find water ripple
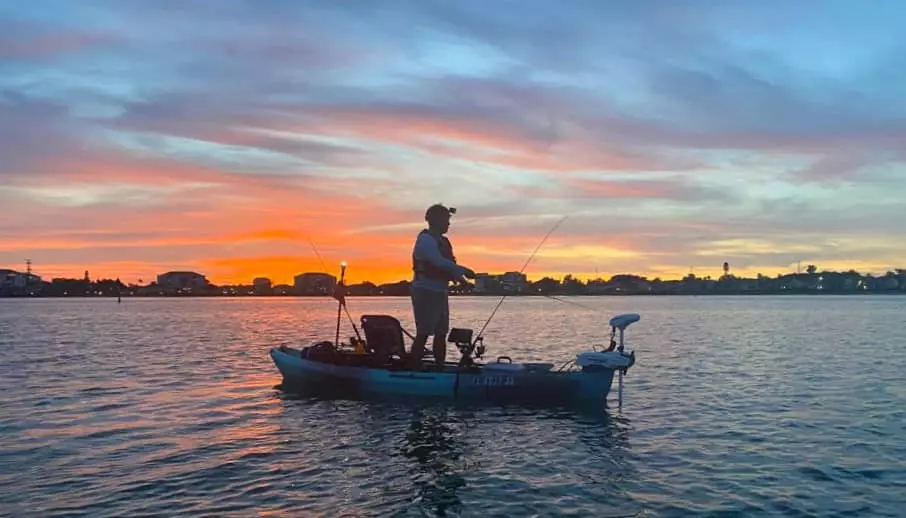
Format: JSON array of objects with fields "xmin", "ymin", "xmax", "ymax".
[{"xmin": 1, "ymin": 296, "xmax": 906, "ymax": 516}]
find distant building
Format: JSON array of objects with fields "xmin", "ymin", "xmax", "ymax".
[
  {"xmin": 498, "ymin": 272, "xmax": 528, "ymax": 293},
  {"xmin": 273, "ymin": 284, "xmax": 293, "ymax": 296},
  {"xmin": 156, "ymin": 271, "xmax": 211, "ymax": 293},
  {"xmin": 474, "ymin": 273, "xmax": 492, "ymax": 293},
  {"xmin": 220, "ymin": 284, "xmax": 253, "ymax": 296},
  {"xmin": 473, "ymin": 272, "xmax": 527, "ymax": 293},
  {"xmin": 253, "ymin": 277, "xmax": 273, "ymax": 295},
  {"xmin": 294, "ymin": 272, "xmax": 337, "ymax": 295},
  {"xmin": 0, "ymin": 269, "xmax": 42, "ymax": 291}
]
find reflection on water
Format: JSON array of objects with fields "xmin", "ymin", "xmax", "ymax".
[
  {"xmin": 402, "ymin": 407, "xmax": 466, "ymax": 516},
  {"xmin": 273, "ymin": 387, "xmax": 640, "ymax": 516},
  {"xmin": 3, "ymin": 296, "xmax": 906, "ymax": 517}
]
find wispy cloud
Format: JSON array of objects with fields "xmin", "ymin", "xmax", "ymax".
[{"xmin": 2, "ymin": 0, "xmax": 905, "ymax": 283}]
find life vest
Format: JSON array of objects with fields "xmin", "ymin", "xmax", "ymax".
[{"xmin": 413, "ymin": 229, "xmax": 458, "ymax": 281}]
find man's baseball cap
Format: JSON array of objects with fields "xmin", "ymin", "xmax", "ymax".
[{"xmin": 425, "ymin": 203, "xmax": 456, "ymax": 222}]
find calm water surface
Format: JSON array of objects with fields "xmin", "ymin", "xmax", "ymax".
[{"xmin": 1, "ymin": 296, "xmax": 905, "ymax": 517}]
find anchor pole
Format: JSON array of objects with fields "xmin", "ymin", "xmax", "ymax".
[
  {"xmin": 309, "ymin": 237, "xmax": 361, "ymax": 341},
  {"xmin": 335, "ymin": 261, "xmax": 346, "ymax": 347}
]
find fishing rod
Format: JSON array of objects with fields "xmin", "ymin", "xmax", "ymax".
[
  {"xmin": 472, "ymin": 215, "xmax": 569, "ymax": 344},
  {"xmin": 308, "ymin": 237, "xmax": 362, "ymax": 343}
]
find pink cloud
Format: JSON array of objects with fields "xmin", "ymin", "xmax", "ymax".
[
  {"xmin": 296, "ymin": 106, "xmax": 676, "ymax": 173},
  {"xmin": 0, "ymin": 17, "xmax": 118, "ymax": 61}
]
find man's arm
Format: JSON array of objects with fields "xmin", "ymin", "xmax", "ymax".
[{"xmin": 415, "ymin": 233, "xmax": 474, "ymax": 278}]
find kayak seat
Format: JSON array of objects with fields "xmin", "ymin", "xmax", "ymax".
[{"xmin": 360, "ymin": 314, "xmax": 408, "ymax": 359}]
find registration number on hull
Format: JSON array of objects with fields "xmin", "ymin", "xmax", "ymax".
[{"xmin": 473, "ymin": 375, "xmax": 515, "ymax": 387}]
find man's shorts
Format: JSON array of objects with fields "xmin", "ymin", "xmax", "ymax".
[{"xmin": 411, "ymin": 286, "xmax": 449, "ymax": 337}]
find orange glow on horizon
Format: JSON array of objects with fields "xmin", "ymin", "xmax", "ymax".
[{"xmin": 22, "ymin": 258, "xmax": 871, "ymax": 288}]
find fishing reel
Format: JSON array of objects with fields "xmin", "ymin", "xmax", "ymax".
[
  {"xmin": 449, "ymin": 327, "xmax": 476, "ymax": 355},
  {"xmin": 449, "ymin": 327, "xmax": 484, "ymax": 366},
  {"xmin": 473, "ymin": 337, "xmax": 486, "ymax": 359}
]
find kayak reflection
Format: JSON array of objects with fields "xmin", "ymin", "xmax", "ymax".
[{"xmin": 401, "ymin": 407, "xmax": 466, "ymax": 517}]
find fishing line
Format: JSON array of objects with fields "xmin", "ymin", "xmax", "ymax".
[
  {"xmin": 541, "ymin": 294, "xmax": 598, "ymax": 312},
  {"xmin": 473, "ymin": 215, "xmax": 569, "ymax": 343},
  {"xmin": 307, "ymin": 236, "xmax": 328, "ymax": 272}
]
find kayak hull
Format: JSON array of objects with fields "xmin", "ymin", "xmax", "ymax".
[{"xmin": 270, "ymin": 346, "xmax": 621, "ymax": 408}]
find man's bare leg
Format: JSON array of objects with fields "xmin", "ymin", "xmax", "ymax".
[{"xmin": 432, "ymin": 334, "xmax": 446, "ymax": 369}]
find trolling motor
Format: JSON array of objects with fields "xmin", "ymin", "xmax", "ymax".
[
  {"xmin": 612, "ymin": 314, "xmax": 638, "ymax": 409},
  {"xmin": 605, "ymin": 314, "xmax": 638, "ymax": 354},
  {"xmin": 576, "ymin": 313, "xmax": 640, "ymax": 409}
]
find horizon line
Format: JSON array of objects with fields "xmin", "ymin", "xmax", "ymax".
[{"xmin": 6, "ymin": 265, "xmax": 905, "ymax": 287}]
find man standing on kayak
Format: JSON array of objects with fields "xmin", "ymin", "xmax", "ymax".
[{"xmin": 410, "ymin": 203, "xmax": 477, "ymax": 370}]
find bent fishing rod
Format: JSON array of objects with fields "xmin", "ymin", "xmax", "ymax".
[{"xmin": 472, "ymin": 215, "xmax": 569, "ymax": 345}]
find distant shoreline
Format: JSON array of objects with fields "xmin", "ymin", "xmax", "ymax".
[
  {"xmin": 4, "ymin": 267, "xmax": 904, "ymax": 298},
  {"xmin": 2, "ymin": 291, "xmax": 904, "ymax": 300}
]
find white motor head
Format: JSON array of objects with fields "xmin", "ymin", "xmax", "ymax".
[{"xmin": 609, "ymin": 313, "xmax": 640, "ymax": 331}]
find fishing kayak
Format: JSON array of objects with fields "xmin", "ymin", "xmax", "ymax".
[{"xmin": 270, "ymin": 312, "xmax": 639, "ymax": 409}]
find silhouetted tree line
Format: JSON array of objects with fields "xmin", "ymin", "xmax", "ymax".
[
  {"xmin": 4, "ymin": 266, "xmax": 905, "ymax": 298},
  {"xmin": 21, "ymin": 276, "xmax": 130, "ymax": 297}
]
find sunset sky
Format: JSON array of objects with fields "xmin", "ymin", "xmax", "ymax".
[{"xmin": 2, "ymin": 1, "xmax": 905, "ymax": 285}]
